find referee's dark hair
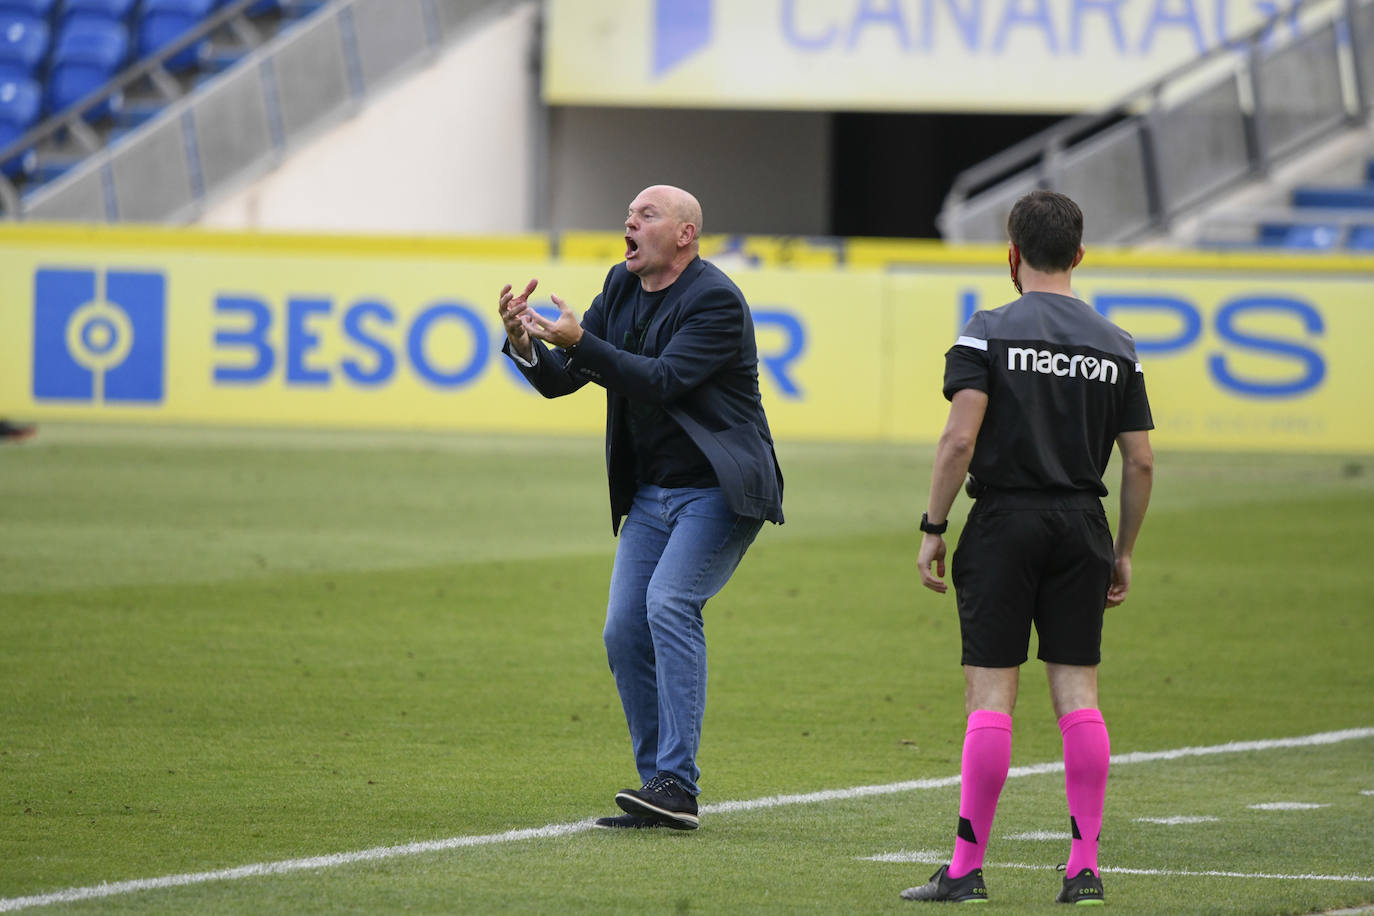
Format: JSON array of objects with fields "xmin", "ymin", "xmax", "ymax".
[{"xmin": 1007, "ymin": 190, "xmax": 1083, "ymax": 273}]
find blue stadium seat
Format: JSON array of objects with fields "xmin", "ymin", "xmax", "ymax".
[
  {"xmin": 59, "ymin": 0, "xmax": 138, "ymax": 28},
  {"xmin": 0, "ymin": 75, "xmax": 41, "ymax": 176},
  {"xmin": 0, "ymin": 13, "xmax": 50, "ymax": 80},
  {"xmin": 1292, "ymin": 187, "xmax": 1374, "ymax": 209},
  {"xmin": 137, "ymin": 0, "xmax": 215, "ymax": 72},
  {"xmin": 1258, "ymin": 223, "xmax": 1340, "ymax": 249},
  {"xmin": 46, "ymin": 17, "xmax": 127, "ymax": 118},
  {"xmin": 0, "ymin": 0, "xmax": 59, "ymax": 20},
  {"xmin": 1347, "ymin": 225, "xmax": 1374, "ymax": 251}
]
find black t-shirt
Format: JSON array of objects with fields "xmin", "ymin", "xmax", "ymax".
[
  {"xmin": 943, "ymin": 292, "xmax": 1154, "ymax": 497},
  {"xmin": 623, "ymin": 284, "xmax": 717, "ymax": 489}
]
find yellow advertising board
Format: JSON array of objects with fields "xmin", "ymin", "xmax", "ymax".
[
  {"xmin": 0, "ymin": 227, "xmax": 608, "ymax": 435},
  {"xmin": 882, "ymin": 258, "xmax": 1374, "ymax": 452},
  {"xmin": 1, "ymin": 224, "xmax": 1371, "ymax": 453},
  {"xmin": 544, "ymin": 0, "xmax": 1299, "ymax": 112}
]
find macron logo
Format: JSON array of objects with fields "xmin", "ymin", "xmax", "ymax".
[{"xmin": 1007, "ymin": 347, "xmax": 1119, "ymax": 384}]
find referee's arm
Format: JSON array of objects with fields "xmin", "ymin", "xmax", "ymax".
[
  {"xmin": 1106, "ymin": 429, "xmax": 1154, "ymax": 607},
  {"xmin": 918, "ymin": 388, "xmax": 989, "ymax": 593}
]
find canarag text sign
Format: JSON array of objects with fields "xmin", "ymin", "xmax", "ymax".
[{"xmin": 544, "ymin": 0, "xmax": 1303, "ymax": 112}]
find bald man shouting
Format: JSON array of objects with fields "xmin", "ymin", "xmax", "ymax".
[{"xmin": 498, "ymin": 185, "xmax": 784, "ymax": 831}]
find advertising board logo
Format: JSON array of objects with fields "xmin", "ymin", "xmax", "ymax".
[
  {"xmin": 32, "ymin": 268, "xmax": 166, "ymax": 404},
  {"xmin": 653, "ymin": 0, "xmax": 712, "ymax": 76},
  {"xmin": 208, "ymin": 293, "xmax": 807, "ymax": 400}
]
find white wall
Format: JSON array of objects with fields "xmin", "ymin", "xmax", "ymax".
[
  {"xmin": 546, "ymin": 107, "xmax": 831, "ymax": 235},
  {"xmin": 197, "ymin": 2, "xmax": 832, "ymax": 237},
  {"xmin": 198, "ymin": 3, "xmax": 539, "ymax": 234}
]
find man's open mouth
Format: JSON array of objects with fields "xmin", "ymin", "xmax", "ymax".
[{"xmin": 625, "ymin": 236, "xmax": 639, "ymax": 259}]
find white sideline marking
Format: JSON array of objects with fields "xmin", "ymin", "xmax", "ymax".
[
  {"xmin": 1135, "ymin": 815, "xmax": 1220, "ymax": 825},
  {"xmin": 2, "ymin": 726, "xmax": 1371, "ymax": 913},
  {"xmin": 1005, "ymin": 831, "xmax": 1072, "ymax": 841},
  {"xmin": 703, "ymin": 726, "xmax": 1374, "ymax": 815},
  {"xmin": 860, "ymin": 849, "xmax": 1374, "ymax": 883},
  {"xmin": 0, "ymin": 822, "xmax": 599, "ymax": 913},
  {"xmin": 1249, "ymin": 802, "xmax": 1330, "ymax": 810},
  {"xmin": 867, "ymin": 848, "xmax": 961, "ymax": 862}
]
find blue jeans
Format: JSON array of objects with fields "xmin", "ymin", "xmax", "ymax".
[{"xmin": 603, "ymin": 485, "xmax": 763, "ymax": 797}]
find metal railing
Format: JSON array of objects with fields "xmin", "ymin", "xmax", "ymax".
[
  {"xmin": 937, "ymin": 0, "xmax": 1374, "ymax": 244},
  {"xmin": 0, "ymin": 0, "xmax": 280, "ymax": 217},
  {"xmin": 1, "ymin": 0, "xmax": 518, "ymax": 221}
]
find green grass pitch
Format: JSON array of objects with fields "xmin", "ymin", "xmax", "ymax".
[{"xmin": 1, "ymin": 424, "xmax": 1372, "ymax": 913}]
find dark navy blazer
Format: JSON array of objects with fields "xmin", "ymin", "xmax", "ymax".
[{"xmin": 505, "ymin": 257, "xmax": 784, "ymax": 534}]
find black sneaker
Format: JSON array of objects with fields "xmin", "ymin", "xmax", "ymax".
[
  {"xmin": 614, "ymin": 773, "xmax": 699, "ymax": 830},
  {"xmin": 899, "ymin": 865, "xmax": 989, "ymax": 902},
  {"xmin": 593, "ymin": 813, "xmax": 662, "ymax": 829},
  {"xmin": 1055, "ymin": 867, "xmax": 1105, "ymax": 905}
]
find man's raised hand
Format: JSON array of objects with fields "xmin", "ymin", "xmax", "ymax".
[
  {"xmin": 523, "ymin": 294, "xmax": 584, "ymax": 351},
  {"xmin": 498, "ymin": 279, "xmax": 538, "ymax": 360}
]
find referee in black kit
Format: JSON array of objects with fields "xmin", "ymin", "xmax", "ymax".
[{"xmin": 901, "ymin": 191, "xmax": 1155, "ymax": 905}]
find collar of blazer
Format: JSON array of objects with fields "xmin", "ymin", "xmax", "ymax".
[{"xmin": 629, "ymin": 256, "xmax": 707, "ymax": 352}]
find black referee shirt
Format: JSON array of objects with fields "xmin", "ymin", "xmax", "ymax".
[{"xmin": 944, "ymin": 292, "xmax": 1154, "ymax": 497}]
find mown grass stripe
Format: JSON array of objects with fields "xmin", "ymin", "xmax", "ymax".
[{"xmin": 3, "ymin": 726, "xmax": 1370, "ymax": 913}]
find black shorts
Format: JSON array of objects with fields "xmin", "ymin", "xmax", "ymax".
[{"xmin": 950, "ymin": 490, "xmax": 1115, "ymax": 668}]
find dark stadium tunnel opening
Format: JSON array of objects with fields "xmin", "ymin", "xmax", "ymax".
[{"xmin": 828, "ymin": 111, "xmax": 1072, "ymax": 240}]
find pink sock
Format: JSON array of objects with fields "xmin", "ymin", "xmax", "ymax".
[
  {"xmin": 948, "ymin": 710, "xmax": 1012, "ymax": 878},
  {"xmin": 1060, "ymin": 707, "xmax": 1110, "ymax": 876}
]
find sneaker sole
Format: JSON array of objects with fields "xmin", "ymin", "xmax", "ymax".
[
  {"xmin": 1056, "ymin": 893, "xmax": 1105, "ymax": 906},
  {"xmin": 614, "ymin": 791, "xmax": 699, "ymax": 830},
  {"xmin": 593, "ymin": 815, "xmax": 661, "ymax": 829}
]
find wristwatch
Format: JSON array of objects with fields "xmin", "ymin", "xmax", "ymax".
[{"xmin": 919, "ymin": 513, "xmax": 948, "ymax": 535}]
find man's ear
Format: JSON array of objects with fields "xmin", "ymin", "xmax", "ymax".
[
  {"xmin": 1071, "ymin": 245, "xmax": 1085, "ymax": 270},
  {"xmin": 679, "ymin": 222, "xmax": 698, "ymax": 248}
]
